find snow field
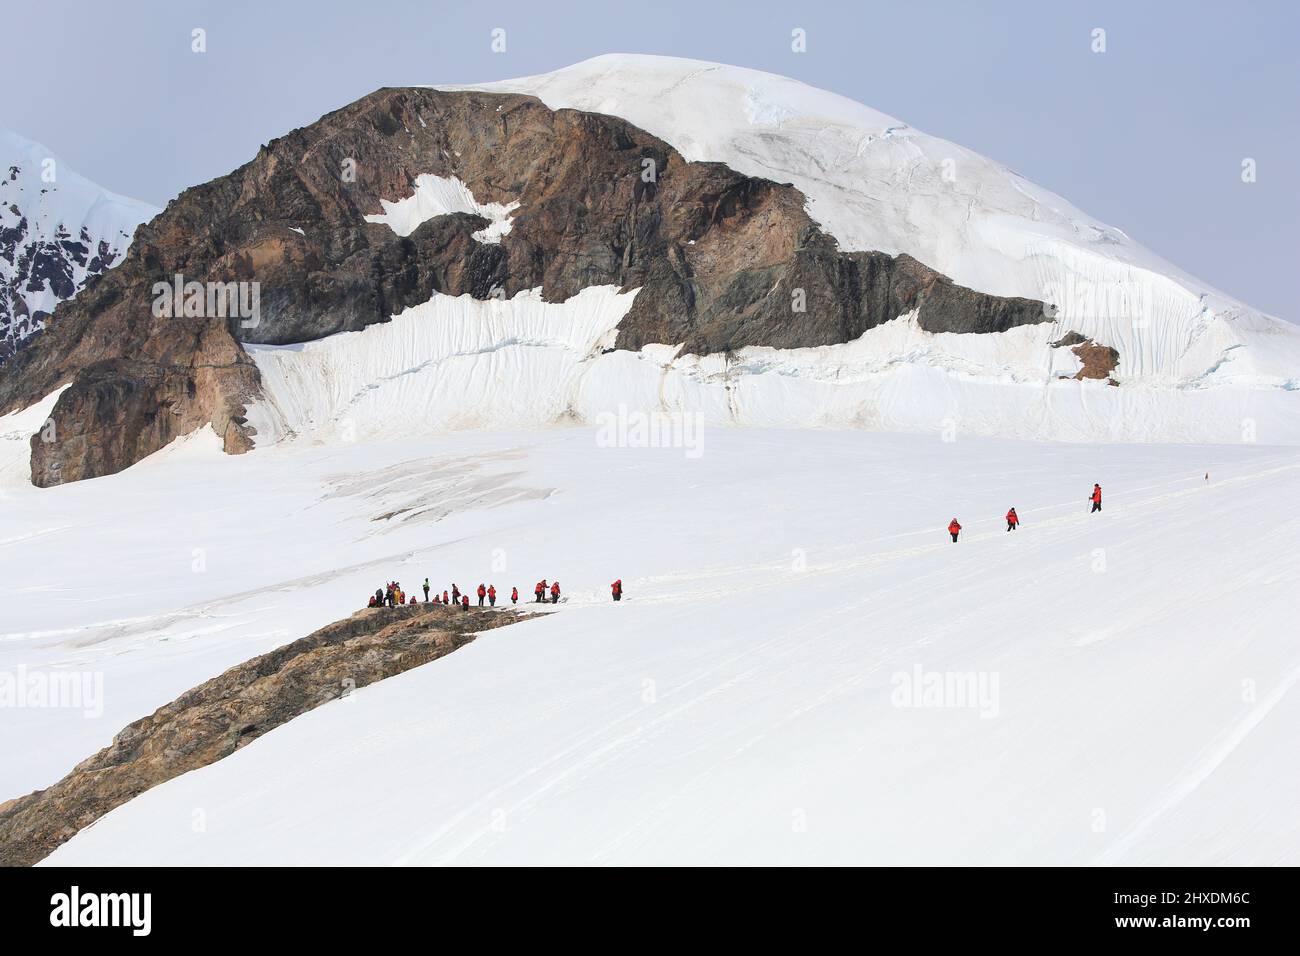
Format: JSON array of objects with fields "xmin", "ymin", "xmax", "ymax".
[{"xmin": 1, "ymin": 410, "xmax": 1295, "ymax": 864}]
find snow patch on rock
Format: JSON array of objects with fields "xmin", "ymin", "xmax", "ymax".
[{"xmin": 363, "ymin": 173, "xmax": 519, "ymax": 242}]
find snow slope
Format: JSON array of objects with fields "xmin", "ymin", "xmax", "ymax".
[
  {"xmin": 0, "ymin": 128, "xmax": 158, "ymax": 357},
  {"xmin": 4, "ymin": 392, "xmax": 1297, "ymax": 864},
  {"xmin": 246, "ymin": 285, "xmax": 634, "ymax": 444},
  {"xmin": 247, "ymin": 290, "xmax": 1300, "ymax": 446},
  {"xmin": 5, "ymin": 57, "xmax": 1299, "ymax": 867},
  {"xmin": 442, "ymin": 55, "xmax": 1300, "ymax": 389}
]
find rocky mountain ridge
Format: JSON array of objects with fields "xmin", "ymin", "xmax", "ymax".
[{"xmin": 0, "ymin": 86, "xmax": 1045, "ymax": 486}]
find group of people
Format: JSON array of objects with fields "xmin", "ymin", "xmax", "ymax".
[
  {"xmin": 371, "ymin": 581, "xmax": 414, "ymax": 607},
  {"xmin": 364, "ymin": 487, "xmax": 1108, "ymax": 608},
  {"xmin": 532, "ymin": 579, "xmax": 562, "ymax": 604},
  {"xmin": 367, "ymin": 579, "xmax": 519, "ymax": 609},
  {"xmin": 947, "ymin": 484, "xmax": 1101, "ymax": 543},
  {"xmin": 367, "ymin": 576, "xmax": 626, "ymax": 610}
]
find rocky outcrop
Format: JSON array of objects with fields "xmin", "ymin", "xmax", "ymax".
[
  {"xmin": 0, "ymin": 602, "xmax": 523, "ymax": 866},
  {"xmin": 1052, "ymin": 331, "xmax": 1120, "ymax": 383},
  {"xmin": 0, "ymin": 87, "xmax": 1046, "ymax": 486}
]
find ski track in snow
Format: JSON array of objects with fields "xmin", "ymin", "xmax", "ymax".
[{"xmin": 1093, "ymin": 660, "xmax": 1300, "ymax": 866}]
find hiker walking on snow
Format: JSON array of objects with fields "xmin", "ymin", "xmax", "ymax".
[
  {"xmin": 1090, "ymin": 484, "xmax": 1102, "ymax": 513},
  {"xmin": 488, "ymin": 585, "xmax": 497, "ymax": 607},
  {"xmin": 611, "ymin": 579, "xmax": 623, "ymax": 602},
  {"xmin": 477, "ymin": 583, "xmax": 486, "ymax": 607},
  {"xmin": 948, "ymin": 518, "xmax": 962, "ymax": 543},
  {"xmin": 550, "ymin": 581, "xmax": 561, "ymax": 604},
  {"xmin": 511, "ymin": 586, "xmax": 518, "ymax": 605},
  {"xmin": 535, "ymin": 580, "xmax": 546, "ymax": 603},
  {"xmin": 1006, "ymin": 508, "xmax": 1019, "ymax": 532}
]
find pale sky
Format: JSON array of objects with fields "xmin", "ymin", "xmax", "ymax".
[{"xmin": 4, "ymin": 0, "xmax": 1294, "ymax": 318}]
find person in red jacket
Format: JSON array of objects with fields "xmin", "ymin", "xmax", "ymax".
[
  {"xmin": 477, "ymin": 583, "xmax": 486, "ymax": 607},
  {"xmin": 451, "ymin": 584, "xmax": 460, "ymax": 604},
  {"xmin": 1090, "ymin": 484, "xmax": 1102, "ymax": 513},
  {"xmin": 1006, "ymin": 507, "xmax": 1019, "ymax": 532},
  {"xmin": 550, "ymin": 581, "xmax": 561, "ymax": 604},
  {"xmin": 461, "ymin": 594, "xmax": 469, "ymax": 610},
  {"xmin": 611, "ymin": 579, "xmax": 622, "ymax": 602},
  {"xmin": 511, "ymin": 586, "xmax": 518, "ymax": 605},
  {"xmin": 948, "ymin": 518, "xmax": 962, "ymax": 542},
  {"xmin": 488, "ymin": 584, "xmax": 497, "ymax": 607},
  {"xmin": 535, "ymin": 580, "xmax": 546, "ymax": 603},
  {"xmin": 442, "ymin": 590, "xmax": 449, "ymax": 605}
]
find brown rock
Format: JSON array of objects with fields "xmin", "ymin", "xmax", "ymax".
[
  {"xmin": 0, "ymin": 602, "xmax": 524, "ymax": 866},
  {"xmin": 1052, "ymin": 331, "xmax": 1121, "ymax": 382},
  {"xmin": 0, "ymin": 88, "xmax": 1047, "ymax": 485}
]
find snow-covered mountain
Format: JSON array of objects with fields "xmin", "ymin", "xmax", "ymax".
[
  {"xmin": 248, "ymin": 56, "xmax": 1300, "ymax": 449},
  {"xmin": 4, "ymin": 55, "xmax": 1299, "ymax": 487},
  {"xmin": 0, "ymin": 129, "xmax": 158, "ymax": 362},
  {"xmin": 464, "ymin": 55, "xmax": 1298, "ymax": 388},
  {"xmin": 3, "ymin": 56, "xmax": 1299, "ymax": 867}
]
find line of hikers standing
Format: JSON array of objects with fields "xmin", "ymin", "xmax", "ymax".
[
  {"xmin": 948, "ymin": 484, "xmax": 1101, "ymax": 542},
  {"xmin": 367, "ymin": 577, "xmax": 626, "ymax": 609}
]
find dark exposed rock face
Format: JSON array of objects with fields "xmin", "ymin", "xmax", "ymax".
[
  {"xmin": 0, "ymin": 87, "xmax": 1046, "ymax": 486},
  {"xmin": 0, "ymin": 602, "xmax": 523, "ymax": 866}
]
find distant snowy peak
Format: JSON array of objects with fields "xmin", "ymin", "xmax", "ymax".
[
  {"xmin": 455, "ymin": 54, "xmax": 1300, "ymax": 388},
  {"xmin": 0, "ymin": 128, "xmax": 158, "ymax": 362}
]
